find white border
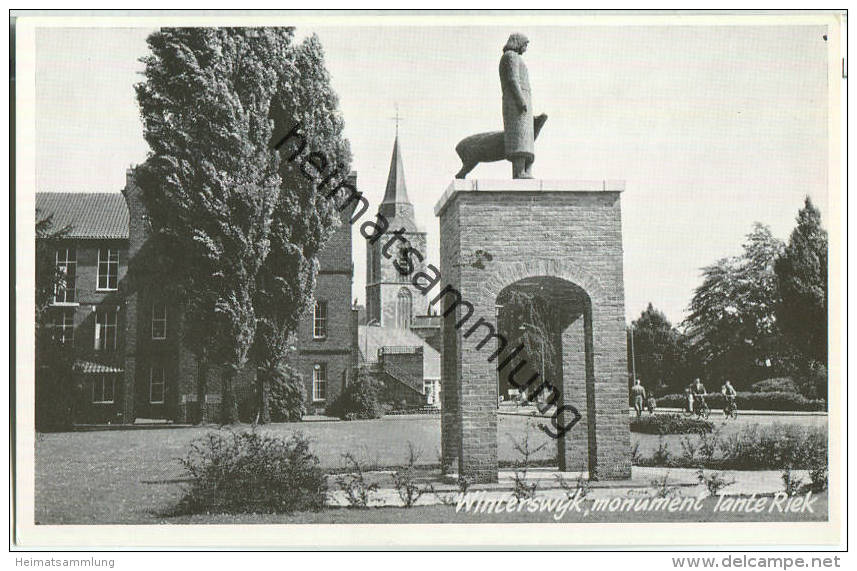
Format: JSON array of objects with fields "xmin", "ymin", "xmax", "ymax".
[{"xmin": 12, "ymin": 10, "xmax": 846, "ymax": 549}]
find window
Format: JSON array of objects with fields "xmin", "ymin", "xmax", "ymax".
[
  {"xmin": 396, "ymin": 288, "xmax": 412, "ymax": 329},
  {"xmin": 54, "ymin": 308, "xmax": 74, "ymax": 346},
  {"xmin": 150, "ymin": 367, "xmax": 165, "ymax": 404},
  {"xmin": 92, "ymin": 375, "xmax": 115, "ymax": 403},
  {"xmin": 94, "ymin": 308, "xmax": 118, "ymax": 352},
  {"xmin": 151, "ymin": 303, "xmax": 167, "ymax": 340},
  {"xmin": 97, "ymin": 247, "xmax": 119, "ymax": 291},
  {"xmin": 313, "ymin": 301, "xmax": 327, "ymax": 339},
  {"xmin": 424, "ymin": 381, "xmax": 435, "ymax": 404},
  {"xmin": 312, "ymin": 363, "xmax": 327, "ymax": 401},
  {"xmin": 396, "ymin": 244, "xmax": 411, "ymax": 282},
  {"xmin": 54, "ymin": 247, "xmax": 76, "ymax": 303}
]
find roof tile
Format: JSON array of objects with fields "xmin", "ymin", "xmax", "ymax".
[{"xmin": 36, "ymin": 193, "xmax": 129, "ymax": 240}]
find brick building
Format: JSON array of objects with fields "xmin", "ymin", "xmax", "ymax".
[
  {"xmin": 362, "ymin": 134, "xmax": 441, "ymax": 407},
  {"xmin": 365, "ymin": 133, "xmax": 428, "ymax": 328},
  {"xmin": 36, "ymin": 169, "xmax": 358, "ymax": 424}
]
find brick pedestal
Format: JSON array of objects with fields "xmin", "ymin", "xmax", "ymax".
[{"xmin": 435, "ymin": 179, "xmax": 632, "ymax": 483}]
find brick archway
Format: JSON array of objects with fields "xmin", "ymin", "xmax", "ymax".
[
  {"xmin": 480, "ymin": 259, "xmax": 609, "ymax": 306},
  {"xmin": 435, "ymin": 179, "xmax": 632, "ymax": 483},
  {"xmin": 494, "ymin": 274, "xmax": 598, "ymax": 474}
]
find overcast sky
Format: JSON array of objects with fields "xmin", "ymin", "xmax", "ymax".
[{"xmin": 35, "ymin": 22, "xmax": 832, "ymax": 325}]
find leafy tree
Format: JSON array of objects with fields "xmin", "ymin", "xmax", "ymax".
[
  {"xmin": 774, "ymin": 197, "xmax": 828, "ymax": 375},
  {"xmin": 627, "ymin": 303, "xmax": 690, "ymax": 395},
  {"xmin": 35, "ymin": 210, "xmax": 69, "ymax": 324},
  {"xmin": 500, "ymin": 289, "xmax": 559, "ymax": 402},
  {"xmin": 684, "ymin": 223, "xmax": 785, "ymax": 388},
  {"xmin": 251, "ymin": 33, "xmax": 352, "ymax": 422},
  {"xmin": 135, "ymin": 28, "xmax": 284, "ymax": 423},
  {"xmin": 35, "ymin": 210, "xmax": 75, "ymax": 431},
  {"xmin": 135, "ymin": 28, "xmax": 352, "ymax": 424}
]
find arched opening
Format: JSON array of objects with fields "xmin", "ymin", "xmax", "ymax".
[
  {"xmin": 395, "ymin": 287, "xmax": 413, "ymax": 329},
  {"xmin": 496, "ymin": 276, "xmax": 597, "ymax": 473}
]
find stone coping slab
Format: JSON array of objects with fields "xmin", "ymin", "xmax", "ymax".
[{"xmin": 434, "ymin": 178, "xmax": 626, "ymax": 216}]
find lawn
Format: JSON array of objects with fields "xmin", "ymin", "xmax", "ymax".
[{"xmin": 34, "ymin": 413, "xmax": 828, "ymax": 524}]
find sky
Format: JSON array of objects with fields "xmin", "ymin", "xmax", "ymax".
[{"xmin": 34, "ymin": 21, "xmax": 832, "ymax": 325}]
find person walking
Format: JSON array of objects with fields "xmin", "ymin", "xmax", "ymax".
[{"xmin": 631, "ymin": 378, "xmax": 647, "ymax": 418}]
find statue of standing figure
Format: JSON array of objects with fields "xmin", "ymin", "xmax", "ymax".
[{"xmin": 499, "ymin": 33, "xmax": 534, "ymax": 179}]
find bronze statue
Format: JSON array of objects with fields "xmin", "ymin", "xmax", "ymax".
[
  {"xmin": 454, "ymin": 113, "xmax": 547, "ymax": 179},
  {"xmin": 454, "ymin": 34, "xmax": 545, "ymax": 179},
  {"xmin": 500, "ymin": 33, "xmax": 534, "ymax": 178}
]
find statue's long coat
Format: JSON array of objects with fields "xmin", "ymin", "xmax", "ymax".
[{"xmin": 499, "ymin": 50, "xmax": 534, "ymax": 160}]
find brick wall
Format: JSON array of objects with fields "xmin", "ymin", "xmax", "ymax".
[{"xmin": 437, "ymin": 182, "xmax": 632, "ymax": 482}]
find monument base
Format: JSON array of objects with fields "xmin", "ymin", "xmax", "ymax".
[{"xmin": 436, "ymin": 179, "xmax": 632, "ymax": 483}]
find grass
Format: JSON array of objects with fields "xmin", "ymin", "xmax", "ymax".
[{"xmin": 34, "ymin": 413, "xmax": 828, "ymax": 524}]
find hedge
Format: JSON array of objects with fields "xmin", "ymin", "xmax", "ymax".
[
  {"xmin": 635, "ymin": 422, "xmax": 827, "ymax": 471},
  {"xmin": 750, "ymin": 377, "xmax": 798, "ymax": 393},
  {"xmin": 654, "ymin": 391, "xmax": 826, "ymax": 412},
  {"xmin": 630, "ymin": 414, "xmax": 713, "ymax": 435}
]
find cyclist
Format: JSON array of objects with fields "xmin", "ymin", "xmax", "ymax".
[
  {"xmin": 691, "ymin": 378, "xmax": 708, "ymax": 417},
  {"xmin": 721, "ymin": 379, "xmax": 737, "ymax": 417},
  {"xmin": 630, "ymin": 379, "xmax": 647, "ymax": 418}
]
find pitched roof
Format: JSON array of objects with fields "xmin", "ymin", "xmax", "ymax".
[
  {"xmin": 36, "ymin": 193, "xmax": 129, "ymax": 240},
  {"xmin": 358, "ymin": 325, "xmax": 440, "ymax": 379},
  {"xmin": 380, "ymin": 134, "xmax": 411, "ymax": 206}
]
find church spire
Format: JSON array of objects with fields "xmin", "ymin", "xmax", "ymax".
[{"xmin": 381, "ymin": 133, "xmax": 410, "ymax": 206}]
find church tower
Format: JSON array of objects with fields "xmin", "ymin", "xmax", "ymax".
[{"xmin": 366, "ymin": 133, "xmax": 427, "ymax": 328}]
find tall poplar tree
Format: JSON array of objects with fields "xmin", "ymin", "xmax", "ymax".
[
  {"xmin": 252, "ymin": 33, "xmax": 352, "ymax": 422},
  {"xmin": 135, "ymin": 28, "xmax": 282, "ymax": 423}
]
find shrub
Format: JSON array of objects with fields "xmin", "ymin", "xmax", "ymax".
[
  {"xmin": 679, "ymin": 435, "xmax": 699, "ymax": 465},
  {"xmin": 781, "ymin": 468, "xmax": 803, "ymax": 496},
  {"xmin": 652, "ymin": 435, "xmax": 671, "ymax": 466},
  {"xmin": 268, "ymin": 363, "xmax": 306, "ymax": 422},
  {"xmin": 650, "ymin": 471, "xmax": 679, "ymax": 499},
  {"xmin": 326, "ymin": 374, "xmax": 384, "ymax": 420},
  {"xmin": 697, "ymin": 469, "xmax": 735, "ymax": 497},
  {"xmin": 750, "ymin": 377, "xmax": 797, "ymax": 393},
  {"xmin": 636, "ymin": 423, "xmax": 828, "ymax": 472},
  {"xmin": 718, "ymin": 423, "xmax": 827, "ymax": 470},
  {"xmin": 631, "ymin": 414, "xmax": 713, "ymax": 435},
  {"xmin": 655, "ymin": 391, "xmax": 825, "ymax": 412},
  {"xmin": 808, "ymin": 465, "xmax": 828, "ymax": 492},
  {"xmin": 795, "ymin": 361, "xmax": 827, "ymax": 400},
  {"xmin": 555, "ymin": 473, "xmax": 591, "ymax": 500},
  {"xmin": 509, "ymin": 421, "xmax": 546, "ymax": 499},
  {"xmin": 176, "ymin": 428, "xmax": 326, "ymax": 514},
  {"xmin": 335, "ymin": 452, "xmax": 379, "ymax": 508},
  {"xmin": 391, "ymin": 443, "xmax": 425, "ymax": 508}
]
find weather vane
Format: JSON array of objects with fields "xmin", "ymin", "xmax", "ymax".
[{"xmin": 390, "ymin": 104, "xmax": 403, "ymax": 135}]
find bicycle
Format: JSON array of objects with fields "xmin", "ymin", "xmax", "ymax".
[{"xmin": 693, "ymin": 397, "xmax": 711, "ymax": 420}]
